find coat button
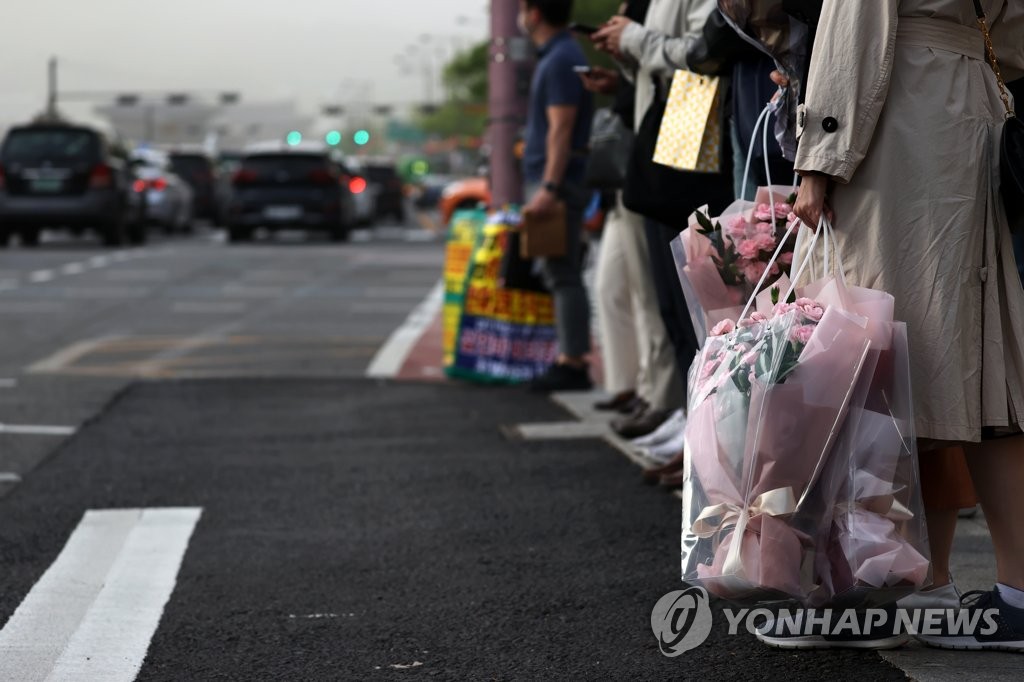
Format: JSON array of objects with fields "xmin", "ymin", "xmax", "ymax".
[{"xmin": 822, "ymin": 117, "xmax": 839, "ymax": 133}]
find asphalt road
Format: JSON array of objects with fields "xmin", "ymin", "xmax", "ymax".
[
  {"xmin": 0, "ymin": 223, "xmax": 911, "ymax": 679},
  {"xmin": 0, "ymin": 224, "xmax": 443, "ymax": 497}
]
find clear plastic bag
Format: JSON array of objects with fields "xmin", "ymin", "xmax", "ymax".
[{"xmin": 681, "ymin": 217, "xmax": 930, "ymax": 606}]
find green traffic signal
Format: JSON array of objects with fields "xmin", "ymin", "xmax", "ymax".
[
  {"xmin": 286, "ymin": 131, "xmax": 303, "ymax": 146},
  {"xmin": 353, "ymin": 130, "xmax": 371, "ymax": 146},
  {"xmin": 325, "ymin": 130, "xmax": 342, "ymax": 146}
]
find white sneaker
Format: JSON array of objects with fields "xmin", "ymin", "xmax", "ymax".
[
  {"xmin": 629, "ymin": 409, "xmax": 686, "ymax": 448},
  {"xmin": 640, "ymin": 427, "xmax": 688, "ymax": 464},
  {"xmin": 898, "ymin": 581, "xmax": 962, "ymax": 610}
]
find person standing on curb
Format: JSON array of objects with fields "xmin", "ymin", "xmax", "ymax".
[{"xmin": 518, "ymin": 0, "xmax": 596, "ymax": 393}]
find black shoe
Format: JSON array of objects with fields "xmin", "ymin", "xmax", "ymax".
[
  {"xmin": 528, "ymin": 363, "xmax": 593, "ymax": 393},
  {"xmin": 611, "ymin": 407, "xmax": 672, "ymax": 439},
  {"xmin": 593, "ymin": 390, "xmax": 637, "ymax": 412},
  {"xmin": 917, "ymin": 587, "xmax": 1024, "ymax": 652}
]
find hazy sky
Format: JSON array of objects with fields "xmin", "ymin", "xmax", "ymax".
[{"xmin": 0, "ymin": 0, "xmax": 489, "ymax": 123}]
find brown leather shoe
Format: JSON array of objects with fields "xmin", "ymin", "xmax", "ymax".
[
  {"xmin": 611, "ymin": 406, "xmax": 671, "ymax": 440},
  {"xmin": 641, "ymin": 451, "xmax": 686, "ymax": 485},
  {"xmin": 593, "ymin": 390, "xmax": 637, "ymax": 412}
]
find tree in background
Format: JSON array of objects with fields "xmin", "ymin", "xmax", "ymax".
[{"xmin": 419, "ymin": 0, "xmax": 623, "ymax": 138}]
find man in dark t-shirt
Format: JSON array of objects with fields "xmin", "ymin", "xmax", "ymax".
[{"xmin": 519, "ymin": 0, "xmax": 595, "ymax": 392}]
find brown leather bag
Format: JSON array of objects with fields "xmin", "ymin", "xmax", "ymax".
[{"xmin": 520, "ymin": 203, "xmax": 568, "ymax": 259}]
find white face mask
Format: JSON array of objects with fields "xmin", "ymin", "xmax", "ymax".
[{"xmin": 517, "ymin": 10, "xmax": 531, "ymax": 36}]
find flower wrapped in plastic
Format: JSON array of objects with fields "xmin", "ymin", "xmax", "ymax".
[
  {"xmin": 682, "ymin": 215, "xmax": 940, "ymax": 605},
  {"xmin": 682, "ymin": 294, "xmax": 874, "ymax": 603},
  {"xmin": 673, "ymin": 186, "xmax": 798, "ymax": 344},
  {"xmin": 808, "ymin": 322, "xmax": 930, "ymax": 608}
]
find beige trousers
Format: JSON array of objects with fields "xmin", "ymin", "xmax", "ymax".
[{"xmin": 594, "ymin": 193, "xmax": 684, "ymax": 410}]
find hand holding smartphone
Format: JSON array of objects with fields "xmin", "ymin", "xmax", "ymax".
[{"xmin": 569, "ymin": 22, "xmax": 599, "ymax": 36}]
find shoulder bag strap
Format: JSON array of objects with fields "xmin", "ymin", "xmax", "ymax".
[{"xmin": 972, "ymin": 0, "xmax": 1017, "ymax": 118}]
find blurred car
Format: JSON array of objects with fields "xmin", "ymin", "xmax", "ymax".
[
  {"xmin": 439, "ymin": 176, "xmax": 490, "ymax": 226},
  {"xmin": 226, "ymin": 143, "xmax": 357, "ymax": 243},
  {"xmin": 130, "ymin": 149, "xmax": 194, "ymax": 234},
  {"xmin": 411, "ymin": 173, "xmax": 456, "ymax": 211},
  {"xmin": 0, "ymin": 121, "xmax": 143, "ymax": 247},
  {"xmin": 169, "ymin": 150, "xmax": 219, "ymax": 222},
  {"xmin": 213, "ymin": 150, "xmax": 243, "ymax": 227},
  {"xmin": 339, "ymin": 158, "xmax": 376, "ymax": 227},
  {"xmin": 364, "ymin": 160, "xmax": 406, "ymax": 223}
]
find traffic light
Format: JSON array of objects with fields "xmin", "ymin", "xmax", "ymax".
[
  {"xmin": 325, "ymin": 130, "xmax": 342, "ymax": 146},
  {"xmin": 353, "ymin": 130, "xmax": 371, "ymax": 146},
  {"xmin": 286, "ymin": 131, "xmax": 303, "ymax": 146},
  {"xmin": 411, "ymin": 160, "xmax": 429, "ymax": 176}
]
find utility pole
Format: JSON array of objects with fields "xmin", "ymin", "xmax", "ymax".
[
  {"xmin": 47, "ymin": 56, "xmax": 58, "ymax": 118},
  {"xmin": 487, "ymin": 1, "xmax": 530, "ymax": 207}
]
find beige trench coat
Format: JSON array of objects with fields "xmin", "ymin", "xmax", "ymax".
[{"xmin": 795, "ymin": 0, "xmax": 1024, "ymax": 442}]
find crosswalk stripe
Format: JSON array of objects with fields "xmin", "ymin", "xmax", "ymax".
[{"xmin": 0, "ymin": 508, "xmax": 202, "ymax": 681}]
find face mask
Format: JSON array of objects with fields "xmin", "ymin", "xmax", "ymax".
[{"xmin": 517, "ymin": 10, "xmax": 531, "ymax": 35}]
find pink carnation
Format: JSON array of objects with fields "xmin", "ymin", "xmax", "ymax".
[
  {"xmin": 737, "ymin": 239, "xmax": 761, "ymax": 259},
  {"xmin": 737, "ymin": 317, "xmax": 757, "ymax": 329},
  {"xmin": 740, "ymin": 349, "xmax": 761, "ymax": 366},
  {"xmin": 699, "ymin": 359, "xmax": 721, "ymax": 380},
  {"xmin": 750, "ymin": 311, "xmax": 769, "ymax": 323},
  {"xmin": 790, "ymin": 324, "xmax": 817, "ymax": 345},
  {"xmin": 741, "ymin": 260, "xmax": 768, "ymax": 282},
  {"xmin": 754, "ymin": 204, "xmax": 773, "ymax": 221},
  {"xmin": 775, "ymin": 203, "xmax": 793, "ymax": 218},
  {"xmin": 773, "ymin": 302, "xmax": 796, "ymax": 317},
  {"xmin": 779, "ymin": 252, "xmax": 795, "ymax": 265},
  {"xmin": 755, "ymin": 221, "xmax": 775, "ymax": 235},
  {"xmin": 710, "ymin": 319, "xmax": 736, "ymax": 336},
  {"xmin": 754, "ymin": 233, "xmax": 777, "ymax": 252}
]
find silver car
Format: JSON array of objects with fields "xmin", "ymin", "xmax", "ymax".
[{"xmin": 130, "ymin": 149, "xmax": 194, "ymax": 234}]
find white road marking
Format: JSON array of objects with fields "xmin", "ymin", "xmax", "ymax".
[
  {"xmin": 0, "ymin": 508, "xmax": 202, "ymax": 681},
  {"xmin": 0, "ymin": 472, "xmax": 23, "ymax": 483},
  {"xmin": 28, "ymin": 270, "xmax": 55, "ymax": 283},
  {"xmin": 0, "ymin": 378, "xmax": 17, "ymax": 388},
  {"xmin": 28, "ymin": 335, "xmax": 124, "ymax": 374},
  {"xmin": 88, "ymin": 255, "xmax": 111, "ymax": 268},
  {"xmin": 365, "ymin": 279, "xmax": 443, "ymax": 378},
  {"xmin": 172, "ymin": 301, "xmax": 249, "ymax": 314},
  {"xmin": 0, "ymin": 424, "xmax": 77, "ymax": 436},
  {"xmin": 0, "ymin": 301, "xmax": 66, "ymax": 314},
  {"xmin": 61, "ymin": 263, "xmax": 86, "ymax": 276}
]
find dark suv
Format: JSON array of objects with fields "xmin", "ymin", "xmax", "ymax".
[
  {"xmin": 0, "ymin": 123, "xmax": 140, "ymax": 246},
  {"xmin": 365, "ymin": 161, "xmax": 405, "ymax": 223},
  {"xmin": 169, "ymin": 151, "xmax": 218, "ymax": 222},
  {"xmin": 227, "ymin": 147, "xmax": 356, "ymax": 243}
]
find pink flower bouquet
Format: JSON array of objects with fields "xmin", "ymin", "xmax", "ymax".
[{"xmin": 673, "ymin": 189, "xmax": 798, "ymax": 344}]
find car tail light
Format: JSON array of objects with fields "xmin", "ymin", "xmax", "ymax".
[
  {"xmin": 308, "ymin": 168, "xmax": 335, "ymax": 185},
  {"xmin": 150, "ymin": 177, "xmax": 168, "ymax": 191},
  {"xmin": 132, "ymin": 179, "xmax": 147, "ymax": 193},
  {"xmin": 232, "ymin": 168, "xmax": 258, "ymax": 185},
  {"xmin": 89, "ymin": 164, "xmax": 113, "ymax": 189},
  {"xmin": 349, "ymin": 177, "xmax": 368, "ymax": 194}
]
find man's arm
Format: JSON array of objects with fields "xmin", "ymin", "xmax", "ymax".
[
  {"xmin": 543, "ymin": 104, "xmax": 578, "ymax": 190},
  {"xmin": 524, "ymin": 104, "xmax": 578, "ymax": 217}
]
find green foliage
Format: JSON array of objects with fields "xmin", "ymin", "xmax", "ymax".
[{"xmin": 419, "ymin": 0, "xmax": 624, "ymax": 137}]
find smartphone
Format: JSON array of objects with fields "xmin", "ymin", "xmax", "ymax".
[
  {"xmin": 569, "ymin": 22, "xmax": 599, "ymax": 35},
  {"xmin": 573, "ymin": 65, "xmax": 593, "ymax": 75}
]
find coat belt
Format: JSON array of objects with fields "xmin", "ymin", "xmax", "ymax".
[{"xmin": 896, "ymin": 17, "xmax": 985, "ymax": 61}]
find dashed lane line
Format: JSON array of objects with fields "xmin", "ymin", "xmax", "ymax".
[
  {"xmin": 0, "ymin": 423, "xmax": 78, "ymax": 436},
  {"xmin": 0, "ymin": 508, "xmax": 202, "ymax": 681},
  {"xmin": 0, "ymin": 248, "xmax": 171, "ymax": 294}
]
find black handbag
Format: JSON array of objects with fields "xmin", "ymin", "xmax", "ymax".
[
  {"xmin": 622, "ymin": 79, "xmax": 734, "ymax": 231},
  {"xmin": 974, "ymin": 0, "xmax": 1024, "ymax": 232},
  {"xmin": 585, "ymin": 108, "xmax": 634, "ymax": 190},
  {"xmin": 686, "ymin": 9, "xmax": 763, "ymax": 76}
]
